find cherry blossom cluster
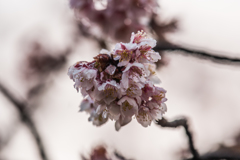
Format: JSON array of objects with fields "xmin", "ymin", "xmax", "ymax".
[
  {"xmin": 68, "ymin": 31, "xmax": 167, "ymax": 130},
  {"xmin": 70, "ymin": 0, "xmax": 158, "ymax": 41}
]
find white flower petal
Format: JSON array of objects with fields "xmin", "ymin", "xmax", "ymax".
[
  {"xmin": 160, "ymin": 103, "xmax": 167, "ymax": 112},
  {"xmin": 136, "ymin": 107, "xmax": 152, "ymax": 127},
  {"xmin": 114, "ymin": 43, "xmax": 121, "ymax": 50},
  {"xmin": 123, "ymin": 43, "xmax": 137, "ymax": 50},
  {"xmin": 108, "ymin": 103, "xmax": 121, "ymax": 120},
  {"xmin": 96, "ymin": 105, "xmax": 106, "ymax": 114},
  {"xmin": 123, "ymin": 62, "xmax": 145, "ymax": 73},
  {"xmin": 118, "ymin": 96, "xmax": 138, "ymax": 117},
  {"xmin": 79, "ymin": 98, "xmax": 91, "ymax": 111},
  {"xmin": 139, "ymin": 38, "xmax": 157, "ymax": 48},
  {"xmin": 105, "ymin": 65, "xmax": 116, "ymax": 75},
  {"xmin": 121, "ymin": 72, "xmax": 129, "ymax": 89},
  {"xmin": 113, "ymin": 55, "xmax": 121, "ymax": 61},
  {"xmin": 117, "ymin": 60, "xmax": 129, "ymax": 67},
  {"xmin": 115, "ymin": 120, "xmax": 121, "ymax": 131},
  {"xmin": 148, "ymin": 51, "xmax": 161, "ymax": 62},
  {"xmin": 100, "ymin": 49, "xmax": 111, "ymax": 54},
  {"xmin": 115, "ymin": 115, "xmax": 132, "ymax": 131},
  {"xmin": 97, "ymin": 81, "xmax": 121, "ymax": 105},
  {"xmin": 135, "ymin": 96, "xmax": 142, "ymax": 106},
  {"xmin": 130, "ymin": 32, "xmax": 136, "ymax": 43},
  {"xmin": 92, "ymin": 114, "xmax": 108, "ymax": 126},
  {"xmin": 149, "ymin": 75, "xmax": 161, "ymax": 84}
]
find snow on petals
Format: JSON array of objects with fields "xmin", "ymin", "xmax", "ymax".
[{"xmin": 67, "ymin": 31, "xmax": 167, "ymax": 130}]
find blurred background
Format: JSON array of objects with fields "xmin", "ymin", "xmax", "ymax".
[{"xmin": 1, "ymin": 0, "xmax": 240, "ymax": 160}]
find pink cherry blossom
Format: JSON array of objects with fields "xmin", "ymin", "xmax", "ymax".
[
  {"xmin": 68, "ymin": 31, "xmax": 167, "ymax": 130},
  {"xmin": 94, "ymin": 80, "xmax": 122, "ymax": 105},
  {"xmin": 113, "ymin": 43, "xmax": 137, "ymax": 66},
  {"xmin": 104, "ymin": 64, "xmax": 116, "ymax": 75}
]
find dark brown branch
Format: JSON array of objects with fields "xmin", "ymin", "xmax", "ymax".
[
  {"xmin": 149, "ymin": 15, "xmax": 240, "ymax": 66},
  {"xmin": 186, "ymin": 156, "xmax": 240, "ymax": 160},
  {"xmin": 154, "ymin": 43, "xmax": 240, "ymax": 66},
  {"xmin": 0, "ymin": 82, "xmax": 48, "ymax": 160},
  {"xmin": 114, "ymin": 151, "xmax": 134, "ymax": 160},
  {"xmin": 156, "ymin": 117, "xmax": 199, "ymax": 160}
]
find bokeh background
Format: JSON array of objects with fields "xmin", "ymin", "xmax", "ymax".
[{"xmin": 1, "ymin": 0, "xmax": 240, "ymax": 160}]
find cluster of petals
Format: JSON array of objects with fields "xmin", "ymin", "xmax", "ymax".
[
  {"xmin": 69, "ymin": 0, "xmax": 158, "ymax": 41},
  {"xmin": 68, "ymin": 31, "xmax": 167, "ymax": 130}
]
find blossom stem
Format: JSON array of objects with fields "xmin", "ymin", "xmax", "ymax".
[
  {"xmin": 0, "ymin": 82, "xmax": 48, "ymax": 160},
  {"xmin": 156, "ymin": 117, "xmax": 199, "ymax": 159}
]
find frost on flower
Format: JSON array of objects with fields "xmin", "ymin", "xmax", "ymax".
[{"xmin": 68, "ymin": 31, "xmax": 167, "ymax": 130}]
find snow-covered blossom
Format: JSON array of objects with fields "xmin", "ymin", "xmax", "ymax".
[
  {"xmin": 70, "ymin": 0, "xmax": 158, "ymax": 41},
  {"xmin": 68, "ymin": 31, "xmax": 167, "ymax": 130}
]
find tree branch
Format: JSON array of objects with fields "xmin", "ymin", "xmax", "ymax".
[
  {"xmin": 114, "ymin": 151, "xmax": 134, "ymax": 160},
  {"xmin": 149, "ymin": 15, "xmax": 240, "ymax": 66},
  {"xmin": 156, "ymin": 117, "xmax": 199, "ymax": 160},
  {"xmin": 0, "ymin": 82, "xmax": 48, "ymax": 160},
  {"xmin": 186, "ymin": 156, "xmax": 240, "ymax": 160},
  {"xmin": 154, "ymin": 43, "xmax": 240, "ymax": 66}
]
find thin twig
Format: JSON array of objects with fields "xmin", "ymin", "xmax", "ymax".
[
  {"xmin": 0, "ymin": 82, "xmax": 48, "ymax": 160},
  {"xmin": 154, "ymin": 43, "xmax": 240, "ymax": 66},
  {"xmin": 156, "ymin": 117, "xmax": 199, "ymax": 159},
  {"xmin": 114, "ymin": 151, "xmax": 133, "ymax": 160},
  {"xmin": 186, "ymin": 156, "xmax": 240, "ymax": 160},
  {"xmin": 149, "ymin": 15, "xmax": 240, "ymax": 66}
]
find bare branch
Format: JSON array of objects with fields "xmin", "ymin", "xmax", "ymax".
[
  {"xmin": 186, "ymin": 156, "xmax": 240, "ymax": 160},
  {"xmin": 155, "ymin": 43, "xmax": 240, "ymax": 66},
  {"xmin": 114, "ymin": 151, "xmax": 134, "ymax": 160},
  {"xmin": 149, "ymin": 15, "xmax": 240, "ymax": 66},
  {"xmin": 0, "ymin": 82, "xmax": 48, "ymax": 160},
  {"xmin": 156, "ymin": 117, "xmax": 199, "ymax": 160}
]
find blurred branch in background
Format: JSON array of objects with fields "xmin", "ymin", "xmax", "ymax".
[
  {"xmin": 76, "ymin": 15, "xmax": 240, "ymax": 68},
  {"xmin": 150, "ymin": 16, "xmax": 240, "ymax": 66},
  {"xmin": 75, "ymin": 5, "xmax": 240, "ymax": 67},
  {"xmin": 156, "ymin": 117, "xmax": 199, "ymax": 160},
  {"xmin": 154, "ymin": 43, "xmax": 240, "ymax": 66},
  {"xmin": 25, "ymin": 42, "xmax": 69, "ymax": 76},
  {"xmin": 157, "ymin": 118, "xmax": 240, "ymax": 160},
  {"xmin": 0, "ymin": 82, "xmax": 48, "ymax": 160},
  {"xmin": 22, "ymin": 41, "xmax": 71, "ymax": 99},
  {"xmin": 194, "ymin": 131, "xmax": 240, "ymax": 160},
  {"xmin": 0, "ymin": 21, "xmax": 74, "ymax": 160},
  {"xmin": 0, "ymin": 38, "xmax": 74, "ymax": 159},
  {"xmin": 114, "ymin": 151, "xmax": 134, "ymax": 160}
]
